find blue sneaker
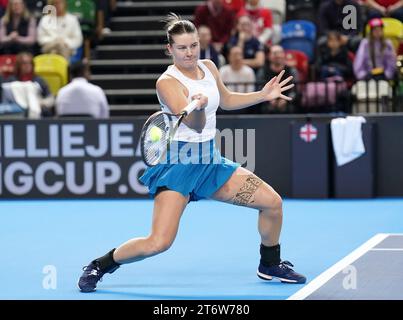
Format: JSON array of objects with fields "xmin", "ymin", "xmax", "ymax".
[
  {"xmin": 257, "ymin": 260, "xmax": 306, "ymax": 284},
  {"xmin": 78, "ymin": 261, "xmax": 104, "ymax": 292}
]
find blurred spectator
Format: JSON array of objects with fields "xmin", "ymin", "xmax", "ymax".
[
  {"xmin": 96, "ymin": 0, "xmax": 117, "ymax": 40},
  {"xmin": 219, "ymin": 45, "xmax": 255, "ymax": 93},
  {"xmin": 198, "ymin": 25, "xmax": 221, "ymax": 67},
  {"xmin": 0, "ymin": 54, "xmax": 16, "ymax": 78},
  {"xmin": 56, "ymin": 59, "xmax": 109, "ymax": 118},
  {"xmin": 317, "ymin": 31, "xmax": 353, "ymax": 80},
  {"xmin": 318, "ymin": 0, "xmax": 363, "ymax": 52},
  {"xmin": 227, "ymin": 14, "xmax": 265, "ymax": 71},
  {"xmin": 257, "ymin": 45, "xmax": 298, "ymax": 113},
  {"xmin": 237, "ymin": 0, "xmax": 274, "ymax": 46},
  {"xmin": 365, "ymin": 0, "xmax": 403, "ymax": 22},
  {"xmin": 0, "ymin": 0, "xmax": 36, "ymax": 54},
  {"xmin": 37, "ymin": 0, "xmax": 83, "ymax": 60},
  {"xmin": 224, "ymin": 0, "xmax": 245, "ymax": 14},
  {"xmin": 194, "ymin": 0, "xmax": 236, "ymax": 53},
  {"xmin": 1, "ymin": 51, "xmax": 54, "ymax": 118},
  {"xmin": 0, "ymin": 0, "xmax": 7, "ymax": 17},
  {"xmin": 354, "ymin": 17, "xmax": 397, "ymax": 80},
  {"xmin": 5, "ymin": 51, "xmax": 54, "ymax": 116}
]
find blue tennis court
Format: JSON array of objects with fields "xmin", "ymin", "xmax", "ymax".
[{"xmin": 1, "ymin": 198, "xmax": 403, "ymax": 300}]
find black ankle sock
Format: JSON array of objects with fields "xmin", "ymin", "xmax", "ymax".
[
  {"xmin": 93, "ymin": 248, "xmax": 121, "ymax": 274},
  {"xmin": 260, "ymin": 243, "xmax": 281, "ymax": 267}
]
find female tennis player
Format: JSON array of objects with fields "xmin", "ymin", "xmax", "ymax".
[{"xmin": 78, "ymin": 13, "xmax": 306, "ymax": 292}]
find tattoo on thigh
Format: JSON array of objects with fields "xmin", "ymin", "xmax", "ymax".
[{"xmin": 233, "ymin": 175, "xmax": 263, "ymax": 206}]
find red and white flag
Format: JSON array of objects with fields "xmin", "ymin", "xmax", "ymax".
[{"xmin": 299, "ymin": 124, "xmax": 318, "ymax": 143}]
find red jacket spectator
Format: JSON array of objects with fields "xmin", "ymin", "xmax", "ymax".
[
  {"xmin": 194, "ymin": 0, "xmax": 236, "ymax": 52},
  {"xmin": 224, "ymin": 0, "xmax": 244, "ymax": 13},
  {"xmin": 370, "ymin": 0, "xmax": 401, "ymax": 6},
  {"xmin": 365, "ymin": 0, "xmax": 403, "ymax": 21},
  {"xmin": 237, "ymin": 0, "xmax": 273, "ymax": 45}
]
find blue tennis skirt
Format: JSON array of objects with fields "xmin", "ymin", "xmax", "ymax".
[{"xmin": 139, "ymin": 139, "xmax": 240, "ymax": 201}]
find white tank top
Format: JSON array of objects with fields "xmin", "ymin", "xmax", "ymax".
[{"xmin": 157, "ymin": 60, "xmax": 220, "ymax": 142}]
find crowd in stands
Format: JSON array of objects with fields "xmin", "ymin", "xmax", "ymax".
[
  {"xmin": 0, "ymin": 0, "xmax": 114, "ymax": 118},
  {"xmin": 0, "ymin": 0, "xmax": 402, "ymax": 118},
  {"xmin": 194, "ymin": 0, "xmax": 402, "ymax": 114}
]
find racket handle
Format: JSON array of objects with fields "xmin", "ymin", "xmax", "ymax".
[{"xmin": 182, "ymin": 99, "xmax": 200, "ymax": 116}]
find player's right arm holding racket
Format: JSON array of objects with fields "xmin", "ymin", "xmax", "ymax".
[{"xmin": 156, "ymin": 75, "xmax": 208, "ymax": 133}]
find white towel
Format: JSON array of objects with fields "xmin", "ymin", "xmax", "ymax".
[
  {"xmin": 3, "ymin": 81, "xmax": 43, "ymax": 119},
  {"xmin": 331, "ymin": 116, "xmax": 366, "ymax": 166}
]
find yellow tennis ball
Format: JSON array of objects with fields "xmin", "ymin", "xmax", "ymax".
[{"xmin": 150, "ymin": 126, "xmax": 163, "ymax": 142}]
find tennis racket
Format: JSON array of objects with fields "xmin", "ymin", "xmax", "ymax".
[{"xmin": 140, "ymin": 99, "xmax": 200, "ymax": 166}]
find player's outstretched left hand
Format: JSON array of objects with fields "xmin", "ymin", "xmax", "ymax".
[{"xmin": 261, "ymin": 70, "xmax": 294, "ymax": 102}]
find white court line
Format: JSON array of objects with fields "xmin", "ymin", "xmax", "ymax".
[
  {"xmin": 287, "ymin": 233, "xmax": 391, "ymax": 300},
  {"xmin": 370, "ymin": 248, "xmax": 403, "ymax": 251}
]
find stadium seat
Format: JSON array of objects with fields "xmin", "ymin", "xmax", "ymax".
[
  {"xmin": 281, "ymin": 20, "xmax": 316, "ymax": 62},
  {"xmin": 365, "ymin": 18, "xmax": 403, "ymax": 52},
  {"xmin": 34, "ymin": 54, "xmax": 68, "ymax": 95},
  {"xmin": 285, "ymin": 49, "xmax": 309, "ymax": 82},
  {"xmin": 381, "ymin": 18, "xmax": 402, "ymax": 52},
  {"xmin": 0, "ymin": 55, "xmax": 17, "ymax": 79},
  {"xmin": 70, "ymin": 45, "xmax": 83, "ymax": 64}
]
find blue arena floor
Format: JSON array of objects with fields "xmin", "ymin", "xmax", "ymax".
[{"xmin": 1, "ymin": 198, "xmax": 403, "ymax": 300}]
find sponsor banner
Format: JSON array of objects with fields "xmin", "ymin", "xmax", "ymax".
[
  {"xmin": 0, "ymin": 120, "xmax": 149, "ymax": 199},
  {"xmin": 0, "ymin": 119, "xmax": 256, "ymax": 199}
]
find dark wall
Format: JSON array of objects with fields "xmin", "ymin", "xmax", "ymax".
[
  {"xmin": 371, "ymin": 115, "xmax": 403, "ymax": 197},
  {"xmin": 217, "ymin": 113, "xmax": 403, "ymax": 198}
]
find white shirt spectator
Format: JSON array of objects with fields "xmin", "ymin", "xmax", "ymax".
[
  {"xmin": 219, "ymin": 64, "xmax": 256, "ymax": 93},
  {"xmin": 37, "ymin": 12, "xmax": 83, "ymax": 52},
  {"xmin": 56, "ymin": 78, "xmax": 109, "ymax": 118}
]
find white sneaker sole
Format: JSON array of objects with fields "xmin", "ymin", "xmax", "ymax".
[{"xmin": 257, "ymin": 270, "xmax": 298, "ymax": 283}]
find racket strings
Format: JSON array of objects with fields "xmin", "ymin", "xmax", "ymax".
[{"xmin": 143, "ymin": 113, "xmax": 171, "ymax": 165}]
